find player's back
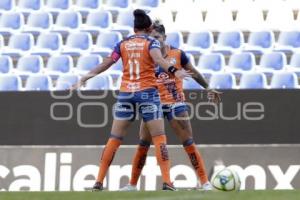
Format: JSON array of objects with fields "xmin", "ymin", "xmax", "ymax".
[{"xmin": 118, "ymin": 34, "xmax": 159, "ymax": 92}]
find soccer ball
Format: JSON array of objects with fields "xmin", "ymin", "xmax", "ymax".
[{"xmin": 211, "ymin": 168, "xmax": 241, "ymax": 191}]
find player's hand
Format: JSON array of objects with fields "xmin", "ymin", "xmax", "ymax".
[
  {"xmin": 206, "ymin": 89, "xmax": 222, "ymax": 104},
  {"xmin": 174, "ymin": 69, "xmax": 193, "ymax": 79},
  {"xmin": 70, "ymin": 80, "xmax": 85, "ymax": 91}
]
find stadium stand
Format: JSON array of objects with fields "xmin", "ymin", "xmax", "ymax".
[
  {"xmin": 0, "ymin": 12, "xmax": 24, "ymax": 37},
  {"xmin": 288, "ymin": 53, "xmax": 300, "ymax": 76},
  {"xmin": 17, "ymin": 0, "xmax": 42, "ymax": 17},
  {"xmin": 55, "ymin": 74, "xmax": 79, "ymax": 90},
  {"xmin": 91, "ymin": 32, "xmax": 122, "ymax": 57},
  {"xmin": 209, "ymin": 73, "xmax": 236, "ymax": 89},
  {"xmin": 197, "ymin": 53, "xmax": 225, "ymax": 77},
  {"xmin": 74, "ymin": 54, "xmax": 102, "ymax": 75},
  {"xmin": 74, "ymin": 0, "xmax": 103, "ymax": 18},
  {"xmin": 61, "ymin": 32, "xmax": 92, "ymax": 57},
  {"xmin": 24, "ymin": 74, "xmax": 52, "ymax": 91},
  {"xmin": 239, "ymin": 72, "xmax": 268, "ymax": 89},
  {"xmin": 23, "ymin": 11, "xmax": 53, "ymax": 37},
  {"xmin": 0, "ymin": 0, "xmax": 299, "ymax": 91},
  {"xmin": 0, "ymin": 0, "xmax": 15, "ymax": 12},
  {"xmin": 165, "ymin": 31, "xmax": 184, "ymax": 49},
  {"xmin": 243, "ymin": 31, "xmax": 275, "ymax": 55},
  {"xmin": 0, "ymin": 56, "xmax": 13, "ymax": 74},
  {"xmin": 45, "ymin": 55, "xmax": 73, "ymax": 79},
  {"xmin": 31, "ymin": 32, "xmax": 63, "ymax": 57},
  {"xmin": 226, "ymin": 52, "xmax": 255, "ymax": 75},
  {"xmin": 213, "ymin": 31, "xmax": 244, "ymax": 55},
  {"xmin": 270, "ymin": 72, "xmax": 299, "ymax": 89},
  {"xmin": 81, "ymin": 10, "xmax": 113, "ymax": 36},
  {"xmin": 0, "ymin": 74, "xmax": 22, "ymax": 91},
  {"xmin": 2, "ymin": 33, "xmax": 34, "ymax": 58},
  {"xmin": 257, "ymin": 52, "xmax": 287, "ymax": 76},
  {"xmin": 274, "ymin": 31, "xmax": 300, "ymax": 54},
  {"xmin": 85, "ymin": 74, "xmax": 114, "ymax": 90},
  {"xmin": 184, "ymin": 31, "xmax": 214, "ymax": 55}
]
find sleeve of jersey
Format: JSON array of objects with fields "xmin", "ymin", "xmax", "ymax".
[
  {"xmin": 149, "ymin": 39, "xmax": 161, "ymax": 50},
  {"xmin": 110, "ymin": 41, "xmax": 122, "ymax": 62},
  {"xmin": 180, "ymin": 50, "xmax": 190, "ymax": 66}
]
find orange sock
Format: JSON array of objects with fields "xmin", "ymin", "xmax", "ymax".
[
  {"xmin": 129, "ymin": 140, "xmax": 150, "ymax": 186},
  {"xmin": 183, "ymin": 139, "xmax": 208, "ymax": 184},
  {"xmin": 96, "ymin": 136, "xmax": 122, "ymax": 183},
  {"xmin": 152, "ymin": 134, "xmax": 171, "ymax": 185}
]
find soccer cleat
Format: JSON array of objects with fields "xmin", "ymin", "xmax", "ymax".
[
  {"xmin": 162, "ymin": 183, "xmax": 177, "ymax": 191},
  {"xmin": 202, "ymin": 182, "xmax": 213, "ymax": 191},
  {"xmin": 92, "ymin": 182, "xmax": 103, "ymax": 192},
  {"xmin": 119, "ymin": 184, "xmax": 138, "ymax": 191}
]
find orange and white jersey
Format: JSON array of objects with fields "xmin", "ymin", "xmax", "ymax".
[
  {"xmin": 111, "ymin": 34, "xmax": 161, "ymax": 92},
  {"xmin": 155, "ymin": 45, "xmax": 190, "ymax": 104}
]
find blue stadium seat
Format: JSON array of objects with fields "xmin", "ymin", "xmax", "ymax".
[
  {"xmin": 226, "ymin": 52, "xmax": 255, "ymax": 75},
  {"xmin": 134, "ymin": 0, "xmax": 160, "ymax": 12},
  {"xmin": 274, "ymin": 31, "xmax": 300, "ymax": 54},
  {"xmin": 183, "ymin": 78, "xmax": 202, "ymax": 90},
  {"xmin": 24, "ymin": 75, "xmax": 52, "ymax": 91},
  {"xmin": 244, "ymin": 31, "xmax": 275, "ymax": 55},
  {"xmin": 105, "ymin": 0, "xmax": 131, "ymax": 15},
  {"xmin": 74, "ymin": 55, "xmax": 102, "ymax": 75},
  {"xmin": 270, "ymin": 72, "xmax": 299, "ymax": 89},
  {"xmin": 0, "ymin": 34, "xmax": 4, "ymax": 49},
  {"xmin": 0, "ymin": 56, "xmax": 13, "ymax": 74},
  {"xmin": 31, "ymin": 33, "xmax": 63, "ymax": 57},
  {"xmin": 85, "ymin": 75, "xmax": 114, "ymax": 90},
  {"xmin": 52, "ymin": 11, "xmax": 82, "ymax": 37},
  {"xmin": 74, "ymin": 0, "xmax": 103, "ymax": 17},
  {"xmin": 45, "ymin": 0, "xmax": 71, "ymax": 17},
  {"xmin": 287, "ymin": 53, "xmax": 300, "ymax": 76},
  {"xmin": 0, "ymin": 75, "xmax": 22, "ymax": 91},
  {"xmin": 209, "ymin": 73, "xmax": 236, "ymax": 89},
  {"xmin": 81, "ymin": 10, "xmax": 113, "ymax": 36},
  {"xmin": 257, "ymin": 52, "xmax": 287, "ymax": 76},
  {"xmin": 239, "ymin": 72, "xmax": 267, "ymax": 89},
  {"xmin": 112, "ymin": 9, "xmax": 134, "ymax": 36},
  {"xmin": 105, "ymin": 59, "xmax": 123, "ymax": 80},
  {"xmin": 184, "ymin": 31, "xmax": 213, "ymax": 55},
  {"xmin": 16, "ymin": 55, "xmax": 43, "ymax": 78},
  {"xmin": 2, "ymin": 33, "xmax": 34, "ymax": 58},
  {"xmin": 61, "ymin": 32, "xmax": 92, "ymax": 57},
  {"xmin": 17, "ymin": 0, "xmax": 42, "ymax": 16},
  {"xmin": 0, "ymin": 0, "xmax": 15, "ymax": 12},
  {"xmin": 197, "ymin": 53, "xmax": 225, "ymax": 77},
  {"xmin": 46, "ymin": 55, "xmax": 73, "ymax": 79},
  {"xmin": 213, "ymin": 31, "xmax": 244, "ymax": 55},
  {"xmin": 23, "ymin": 12, "xmax": 53, "ymax": 37},
  {"xmin": 91, "ymin": 32, "xmax": 122, "ymax": 57},
  {"xmin": 166, "ymin": 31, "xmax": 184, "ymax": 49},
  {"xmin": 0, "ymin": 12, "xmax": 24, "ymax": 37},
  {"xmin": 55, "ymin": 75, "xmax": 79, "ymax": 90}
]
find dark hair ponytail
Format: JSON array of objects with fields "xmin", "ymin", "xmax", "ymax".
[{"xmin": 133, "ymin": 9, "xmax": 152, "ymax": 30}]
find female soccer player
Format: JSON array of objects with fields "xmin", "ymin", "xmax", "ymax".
[
  {"xmin": 72, "ymin": 10, "xmax": 191, "ymax": 191},
  {"xmin": 120, "ymin": 21, "xmax": 222, "ymax": 191}
]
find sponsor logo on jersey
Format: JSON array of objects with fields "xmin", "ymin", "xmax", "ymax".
[{"xmin": 124, "ymin": 42, "xmax": 145, "ymax": 50}]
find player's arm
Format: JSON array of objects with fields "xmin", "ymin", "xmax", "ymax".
[
  {"xmin": 81, "ymin": 57, "xmax": 115, "ymax": 83},
  {"xmin": 71, "ymin": 57, "xmax": 115, "ymax": 90},
  {"xmin": 184, "ymin": 62, "xmax": 209, "ymax": 89},
  {"xmin": 150, "ymin": 48, "xmax": 192, "ymax": 79},
  {"xmin": 181, "ymin": 51, "xmax": 222, "ymax": 104},
  {"xmin": 71, "ymin": 42, "xmax": 121, "ymax": 90}
]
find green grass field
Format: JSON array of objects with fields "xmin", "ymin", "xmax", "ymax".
[{"xmin": 0, "ymin": 190, "xmax": 299, "ymax": 200}]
